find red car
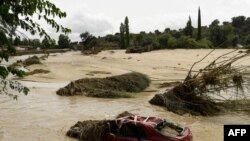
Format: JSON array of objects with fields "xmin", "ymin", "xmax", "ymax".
[
  {"xmin": 67, "ymin": 114, "xmax": 193, "ymax": 141},
  {"xmin": 102, "ymin": 115, "xmax": 193, "ymax": 141}
]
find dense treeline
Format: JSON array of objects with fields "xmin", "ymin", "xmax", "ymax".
[
  {"xmin": 13, "ymin": 37, "xmax": 57, "ymax": 49},
  {"xmin": 77, "ymin": 14, "xmax": 250, "ymax": 53},
  {"xmin": 11, "ymin": 9, "xmax": 250, "ymax": 53},
  {"xmin": 124, "ymin": 15, "xmax": 250, "ymax": 53}
]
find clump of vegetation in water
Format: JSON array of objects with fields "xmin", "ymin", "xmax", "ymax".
[
  {"xmin": 150, "ymin": 49, "xmax": 250, "ymax": 116},
  {"xmin": 57, "ymin": 72, "xmax": 150, "ymax": 98},
  {"xmin": 67, "ymin": 112, "xmax": 134, "ymax": 141},
  {"xmin": 25, "ymin": 69, "xmax": 50, "ymax": 76},
  {"xmin": 67, "ymin": 120, "xmax": 109, "ymax": 141},
  {"xmin": 23, "ymin": 56, "xmax": 41, "ymax": 67},
  {"xmin": 10, "ymin": 56, "xmax": 41, "ymax": 68}
]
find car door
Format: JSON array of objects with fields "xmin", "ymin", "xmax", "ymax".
[
  {"xmin": 115, "ymin": 123, "xmax": 150, "ymax": 141},
  {"xmin": 102, "ymin": 133, "xmax": 117, "ymax": 141}
]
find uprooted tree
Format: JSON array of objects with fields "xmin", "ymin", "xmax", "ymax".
[{"xmin": 150, "ymin": 49, "xmax": 250, "ymax": 116}]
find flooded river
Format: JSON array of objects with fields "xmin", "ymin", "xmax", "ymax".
[{"xmin": 0, "ymin": 49, "xmax": 250, "ymax": 141}]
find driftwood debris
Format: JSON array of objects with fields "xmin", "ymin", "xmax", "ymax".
[
  {"xmin": 150, "ymin": 49, "xmax": 250, "ymax": 116},
  {"xmin": 67, "ymin": 112, "xmax": 132, "ymax": 141}
]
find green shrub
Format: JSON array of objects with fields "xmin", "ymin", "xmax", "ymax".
[
  {"xmin": 245, "ymin": 35, "xmax": 250, "ymax": 45},
  {"xmin": 176, "ymin": 36, "xmax": 200, "ymax": 48},
  {"xmin": 175, "ymin": 36, "xmax": 212, "ymax": 49},
  {"xmin": 23, "ymin": 56, "xmax": 41, "ymax": 66},
  {"xmin": 158, "ymin": 34, "xmax": 170, "ymax": 48},
  {"xmin": 167, "ymin": 37, "xmax": 178, "ymax": 48},
  {"xmin": 197, "ymin": 39, "xmax": 213, "ymax": 48}
]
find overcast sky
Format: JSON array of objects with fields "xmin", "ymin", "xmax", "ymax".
[{"xmin": 35, "ymin": 0, "xmax": 250, "ymax": 41}]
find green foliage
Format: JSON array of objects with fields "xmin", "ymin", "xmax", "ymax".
[
  {"xmin": 174, "ymin": 36, "xmax": 211, "ymax": 49},
  {"xmin": 154, "ymin": 30, "xmax": 161, "ymax": 35},
  {"xmin": 0, "ymin": 66, "xmax": 9, "ymax": 79},
  {"xmin": 197, "ymin": 7, "xmax": 202, "ymax": 40},
  {"xmin": 104, "ymin": 34, "xmax": 120, "ymax": 44},
  {"xmin": 231, "ymin": 35, "xmax": 239, "ymax": 47},
  {"xmin": 119, "ymin": 17, "xmax": 130, "ymax": 49},
  {"xmin": 134, "ymin": 33, "xmax": 156, "ymax": 47},
  {"xmin": 7, "ymin": 66, "xmax": 25, "ymax": 78},
  {"xmin": 158, "ymin": 34, "xmax": 170, "ymax": 48},
  {"xmin": 209, "ymin": 20, "xmax": 234, "ymax": 47},
  {"xmin": 0, "ymin": 79, "xmax": 29, "ymax": 100},
  {"xmin": 170, "ymin": 30, "xmax": 182, "ymax": 38},
  {"xmin": 232, "ymin": 16, "xmax": 246, "ymax": 28},
  {"xmin": 119, "ymin": 23, "xmax": 126, "ymax": 49},
  {"xmin": 176, "ymin": 36, "xmax": 200, "ymax": 48},
  {"xmin": 0, "ymin": 0, "xmax": 71, "ymax": 39},
  {"xmin": 94, "ymin": 37, "xmax": 119, "ymax": 49},
  {"xmin": 210, "ymin": 19, "xmax": 220, "ymax": 27},
  {"xmin": 0, "ymin": 30, "xmax": 8, "ymax": 46},
  {"xmin": 209, "ymin": 22, "xmax": 226, "ymax": 47},
  {"xmin": 21, "ymin": 38, "xmax": 29, "ymax": 45},
  {"xmin": 124, "ymin": 16, "xmax": 130, "ymax": 47},
  {"xmin": 86, "ymin": 15, "xmax": 250, "ymax": 53},
  {"xmin": 42, "ymin": 37, "xmax": 55, "ymax": 49},
  {"xmin": 245, "ymin": 35, "xmax": 250, "ymax": 45},
  {"xmin": 0, "ymin": 0, "xmax": 70, "ymax": 99},
  {"xmin": 42, "ymin": 38, "xmax": 50, "ymax": 49},
  {"xmin": 13, "ymin": 37, "xmax": 21, "ymax": 46},
  {"xmin": 197, "ymin": 39, "xmax": 213, "ymax": 48},
  {"xmin": 184, "ymin": 16, "xmax": 193, "ymax": 37},
  {"xmin": 80, "ymin": 32, "xmax": 97, "ymax": 49},
  {"xmin": 31, "ymin": 39, "xmax": 41, "ymax": 48},
  {"xmin": 58, "ymin": 34, "xmax": 71, "ymax": 48},
  {"xmin": 167, "ymin": 36, "xmax": 178, "ymax": 48}
]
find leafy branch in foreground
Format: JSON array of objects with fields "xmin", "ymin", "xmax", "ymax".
[
  {"xmin": 0, "ymin": 0, "xmax": 71, "ymax": 39},
  {"xmin": 0, "ymin": 79, "xmax": 29, "ymax": 100},
  {"xmin": 0, "ymin": 0, "xmax": 70, "ymax": 99}
]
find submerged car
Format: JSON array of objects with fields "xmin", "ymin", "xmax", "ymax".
[
  {"xmin": 67, "ymin": 113, "xmax": 193, "ymax": 141},
  {"xmin": 103, "ymin": 115, "xmax": 193, "ymax": 141}
]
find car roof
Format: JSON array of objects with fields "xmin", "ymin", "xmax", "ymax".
[{"xmin": 115, "ymin": 115, "xmax": 164, "ymax": 128}]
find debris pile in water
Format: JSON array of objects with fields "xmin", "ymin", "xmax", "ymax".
[
  {"xmin": 25, "ymin": 69, "xmax": 50, "ymax": 76},
  {"xmin": 67, "ymin": 111, "xmax": 132, "ymax": 141},
  {"xmin": 150, "ymin": 49, "xmax": 250, "ymax": 116},
  {"xmin": 57, "ymin": 72, "xmax": 150, "ymax": 98},
  {"xmin": 22, "ymin": 56, "xmax": 41, "ymax": 66},
  {"xmin": 67, "ymin": 120, "xmax": 109, "ymax": 141}
]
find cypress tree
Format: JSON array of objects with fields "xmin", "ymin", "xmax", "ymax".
[
  {"xmin": 197, "ymin": 7, "xmax": 202, "ymax": 40},
  {"xmin": 124, "ymin": 16, "xmax": 130, "ymax": 47},
  {"xmin": 120, "ymin": 23, "xmax": 126, "ymax": 49},
  {"xmin": 184, "ymin": 16, "xmax": 193, "ymax": 37}
]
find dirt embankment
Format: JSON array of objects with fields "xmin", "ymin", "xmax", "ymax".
[
  {"xmin": 57, "ymin": 72, "xmax": 150, "ymax": 98},
  {"xmin": 13, "ymin": 49, "xmax": 70, "ymax": 56}
]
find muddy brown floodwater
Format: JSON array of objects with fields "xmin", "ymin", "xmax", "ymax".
[{"xmin": 0, "ymin": 49, "xmax": 250, "ymax": 141}]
